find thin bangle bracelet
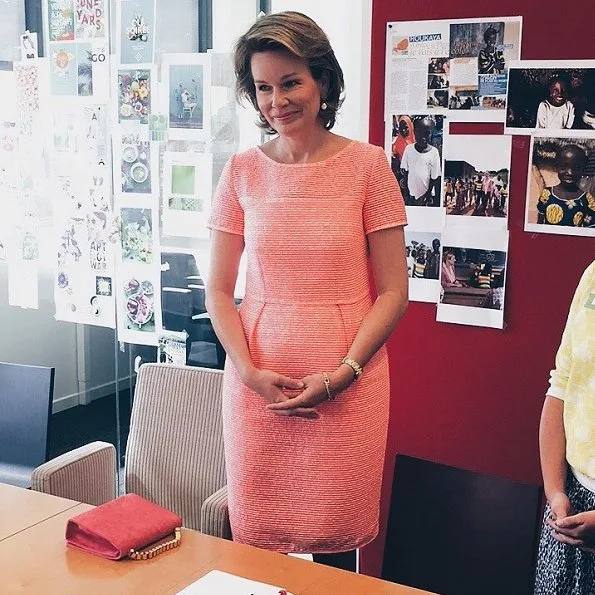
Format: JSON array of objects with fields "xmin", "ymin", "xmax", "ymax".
[{"xmin": 322, "ymin": 371, "xmax": 334, "ymax": 401}]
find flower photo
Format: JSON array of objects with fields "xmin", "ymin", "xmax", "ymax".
[
  {"xmin": 120, "ymin": 207, "xmax": 153, "ymax": 264},
  {"xmin": 118, "ymin": 69, "xmax": 151, "ymax": 124}
]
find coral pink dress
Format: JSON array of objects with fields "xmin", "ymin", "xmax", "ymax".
[{"xmin": 208, "ymin": 141, "xmax": 407, "ymax": 553}]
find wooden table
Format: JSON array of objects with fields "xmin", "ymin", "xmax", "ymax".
[
  {"xmin": 0, "ymin": 482, "xmax": 80, "ymax": 541},
  {"xmin": 0, "ymin": 484, "xmax": 435, "ymax": 595}
]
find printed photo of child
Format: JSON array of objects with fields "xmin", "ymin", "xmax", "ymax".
[
  {"xmin": 525, "ymin": 135, "xmax": 595, "ymax": 237},
  {"xmin": 478, "ymin": 26, "xmax": 505, "ymax": 75},
  {"xmin": 536, "ymin": 77, "xmax": 575, "ymax": 129},
  {"xmin": 400, "ymin": 116, "xmax": 443, "ymax": 207},
  {"xmin": 506, "ymin": 64, "xmax": 595, "ymax": 133}
]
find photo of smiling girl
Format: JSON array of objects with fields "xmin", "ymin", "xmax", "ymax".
[
  {"xmin": 536, "ymin": 76, "xmax": 575, "ymax": 129},
  {"xmin": 525, "ymin": 135, "xmax": 595, "ymax": 237}
]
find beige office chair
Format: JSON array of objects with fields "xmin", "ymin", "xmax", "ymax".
[{"xmin": 32, "ymin": 364, "xmax": 230, "ymax": 539}]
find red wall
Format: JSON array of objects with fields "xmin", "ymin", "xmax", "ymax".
[{"xmin": 363, "ymin": 0, "xmax": 595, "ymax": 577}]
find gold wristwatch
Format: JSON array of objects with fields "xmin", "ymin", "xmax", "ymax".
[{"xmin": 341, "ymin": 357, "xmax": 363, "ymax": 380}]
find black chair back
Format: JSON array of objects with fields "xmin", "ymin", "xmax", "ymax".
[
  {"xmin": 0, "ymin": 362, "xmax": 55, "ymax": 488},
  {"xmin": 382, "ymin": 454, "xmax": 543, "ymax": 595}
]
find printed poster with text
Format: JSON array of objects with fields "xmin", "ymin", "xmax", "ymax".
[
  {"xmin": 117, "ymin": 0, "xmax": 157, "ymax": 66},
  {"xmin": 385, "ymin": 17, "xmax": 522, "ymax": 122},
  {"xmin": 45, "ymin": 0, "xmax": 110, "ymax": 99}
]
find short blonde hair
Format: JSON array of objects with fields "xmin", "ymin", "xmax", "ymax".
[
  {"xmin": 442, "ymin": 250, "xmax": 455, "ymax": 263},
  {"xmin": 233, "ymin": 11, "xmax": 345, "ymax": 134}
]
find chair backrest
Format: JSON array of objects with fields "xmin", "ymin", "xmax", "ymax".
[
  {"xmin": 125, "ymin": 363, "xmax": 225, "ymax": 531},
  {"xmin": 0, "ymin": 362, "xmax": 55, "ymax": 487},
  {"xmin": 382, "ymin": 454, "xmax": 543, "ymax": 595}
]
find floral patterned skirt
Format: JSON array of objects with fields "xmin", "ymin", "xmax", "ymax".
[{"xmin": 534, "ymin": 472, "xmax": 595, "ymax": 595}]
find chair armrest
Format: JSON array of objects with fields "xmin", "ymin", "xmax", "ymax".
[
  {"xmin": 200, "ymin": 484, "xmax": 232, "ymax": 540},
  {"xmin": 32, "ymin": 441, "xmax": 117, "ymax": 505}
]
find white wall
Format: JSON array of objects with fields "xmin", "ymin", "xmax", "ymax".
[
  {"xmin": 212, "ymin": 0, "xmax": 262, "ymax": 153},
  {"xmin": 211, "ymin": 0, "xmax": 373, "ymax": 148},
  {"xmin": 271, "ymin": 0, "xmax": 372, "ymax": 142}
]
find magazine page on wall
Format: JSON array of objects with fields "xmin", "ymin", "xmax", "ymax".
[
  {"xmin": 437, "ymin": 229, "xmax": 509, "ymax": 329},
  {"xmin": 443, "ymin": 133, "xmax": 511, "ymax": 231},
  {"xmin": 385, "ymin": 16, "xmax": 522, "ymax": 123},
  {"xmin": 506, "ymin": 60, "xmax": 595, "ymax": 136},
  {"xmin": 385, "ymin": 113, "xmax": 446, "ymax": 229},
  {"xmin": 44, "ymin": 0, "xmax": 110, "ymax": 101},
  {"xmin": 524, "ymin": 134, "xmax": 595, "ymax": 237}
]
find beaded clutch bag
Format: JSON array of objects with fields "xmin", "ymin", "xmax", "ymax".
[{"xmin": 66, "ymin": 493, "xmax": 182, "ymax": 560}]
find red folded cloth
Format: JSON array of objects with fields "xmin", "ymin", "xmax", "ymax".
[{"xmin": 66, "ymin": 493, "xmax": 182, "ymax": 560}]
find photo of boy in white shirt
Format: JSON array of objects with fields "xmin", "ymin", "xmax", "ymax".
[{"xmin": 400, "ymin": 117, "xmax": 442, "ymax": 207}]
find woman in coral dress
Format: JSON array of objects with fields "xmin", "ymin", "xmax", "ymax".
[{"xmin": 206, "ymin": 12, "xmax": 408, "ymax": 572}]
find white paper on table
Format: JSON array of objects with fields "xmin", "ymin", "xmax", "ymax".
[
  {"xmin": 437, "ymin": 228, "xmax": 508, "ymax": 329},
  {"xmin": 162, "ymin": 151, "xmax": 213, "ymax": 238},
  {"xmin": 176, "ymin": 570, "xmax": 293, "ymax": 595},
  {"xmin": 443, "ymin": 134, "xmax": 511, "ymax": 231}
]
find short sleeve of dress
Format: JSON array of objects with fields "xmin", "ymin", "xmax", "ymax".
[
  {"xmin": 363, "ymin": 146, "xmax": 408, "ymax": 235},
  {"xmin": 208, "ymin": 154, "xmax": 244, "ymax": 236}
]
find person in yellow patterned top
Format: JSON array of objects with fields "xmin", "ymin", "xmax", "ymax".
[
  {"xmin": 534, "ymin": 260, "xmax": 595, "ymax": 594},
  {"xmin": 537, "ymin": 144, "xmax": 595, "ymax": 228}
]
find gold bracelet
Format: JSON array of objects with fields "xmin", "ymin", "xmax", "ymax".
[
  {"xmin": 341, "ymin": 357, "xmax": 363, "ymax": 380},
  {"xmin": 322, "ymin": 371, "xmax": 334, "ymax": 401}
]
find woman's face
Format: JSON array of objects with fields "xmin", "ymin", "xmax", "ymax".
[
  {"xmin": 398, "ymin": 119, "xmax": 409, "ymax": 137},
  {"xmin": 251, "ymin": 50, "xmax": 327, "ymax": 137}
]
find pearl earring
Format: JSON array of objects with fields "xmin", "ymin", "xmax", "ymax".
[{"xmin": 321, "ymin": 101, "xmax": 328, "ymax": 111}]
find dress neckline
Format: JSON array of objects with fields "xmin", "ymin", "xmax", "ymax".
[
  {"xmin": 549, "ymin": 187, "xmax": 585, "ymax": 202},
  {"xmin": 255, "ymin": 140, "xmax": 357, "ymax": 167}
]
